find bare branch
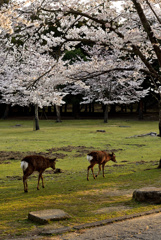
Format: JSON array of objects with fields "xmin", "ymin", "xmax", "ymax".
[
  {"xmin": 131, "ymin": 0, "xmax": 161, "ymax": 67},
  {"xmin": 132, "ymin": 44, "xmax": 161, "ymax": 83},
  {"xmin": 69, "ymin": 67, "xmax": 135, "ymax": 81},
  {"xmin": 145, "ymin": 0, "xmax": 161, "ymax": 24}
]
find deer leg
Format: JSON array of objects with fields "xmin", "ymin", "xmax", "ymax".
[
  {"xmin": 23, "ymin": 168, "xmax": 33, "ymax": 193},
  {"xmin": 87, "ymin": 164, "xmax": 95, "ymax": 181},
  {"xmin": 23, "ymin": 170, "xmax": 33, "ymax": 192},
  {"xmin": 23, "ymin": 175, "xmax": 28, "ymax": 192},
  {"xmin": 87, "ymin": 163, "xmax": 96, "ymax": 180},
  {"xmin": 37, "ymin": 171, "xmax": 44, "ymax": 190},
  {"xmin": 90, "ymin": 163, "xmax": 96, "ymax": 179},
  {"xmin": 41, "ymin": 174, "xmax": 45, "ymax": 188},
  {"xmin": 102, "ymin": 163, "xmax": 106, "ymax": 178},
  {"xmin": 25, "ymin": 178, "xmax": 28, "ymax": 192},
  {"xmin": 91, "ymin": 166, "xmax": 96, "ymax": 179},
  {"xmin": 37, "ymin": 173, "xmax": 41, "ymax": 190},
  {"xmin": 87, "ymin": 166, "xmax": 90, "ymax": 181},
  {"xmin": 96, "ymin": 165, "xmax": 101, "ymax": 178}
]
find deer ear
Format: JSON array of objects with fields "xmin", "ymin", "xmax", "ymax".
[
  {"xmin": 50, "ymin": 158, "xmax": 57, "ymax": 162},
  {"xmin": 109, "ymin": 152, "xmax": 114, "ymax": 157}
]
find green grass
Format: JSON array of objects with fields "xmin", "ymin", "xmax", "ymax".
[{"xmin": 0, "ymin": 119, "xmax": 161, "ymax": 238}]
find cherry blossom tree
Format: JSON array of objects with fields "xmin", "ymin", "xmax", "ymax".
[
  {"xmin": 36, "ymin": 0, "xmax": 160, "ymax": 133},
  {"xmin": 121, "ymin": 0, "xmax": 161, "ymax": 134},
  {"xmin": 0, "ymin": 39, "xmax": 69, "ymax": 129},
  {"xmin": 1, "ymin": 0, "xmax": 161, "ymax": 133},
  {"xmin": 64, "ymin": 48, "xmax": 149, "ymax": 122}
]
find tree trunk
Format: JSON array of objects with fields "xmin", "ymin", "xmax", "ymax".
[
  {"xmin": 1, "ymin": 104, "xmax": 10, "ymax": 119},
  {"xmin": 56, "ymin": 105, "xmax": 61, "ymax": 122},
  {"xmin": 104, "ymin": 104, "xmax": 108, "ymax": 123},
  {"xmin": 64, "ymin": 104, "xmax": 67, "ymax": 113},
  {"xmin": 89, "ymin": 103, "xmax": 91, "ymax": 113},
  {"xmin": 158, "ymin": 159, "xmax": 161, "ymax": 168},
  {"xmin": 138, "ymin": 100, "xmax": 144, "ymax": 120},
  {"xmin": 159, "ymin": 97, "xmax": 161, "ymax": 137},
  {"xmin": 130, "ymin": 104, "xmax": 133, "ymax": 113},
  {"xmin": 34, "ymin": 104, "xmax": 40, "ymax": 130},
  {"xmin": 92, "ymin": 103, "xmax": 94, "ymax": 113},
  {"xmin": 72, "ymin": 103, "xmax": 80, "ymax": 119},
  {"xmin": 110, "ymin": 104, "xmax": 116, "ymax": 114}
]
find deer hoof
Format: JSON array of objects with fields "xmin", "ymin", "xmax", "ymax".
[{"xmin": 24, "ymin": 189, "xmax": 28, "ymax": 193}]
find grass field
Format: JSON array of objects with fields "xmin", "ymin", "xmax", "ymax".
[{"xmin": 0, "ymin": 119, "xmax": 161, "ymax": 239}]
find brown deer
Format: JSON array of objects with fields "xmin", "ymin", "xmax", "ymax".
[
  {"xmin": 87, "ymin": 151, "xmax": 116, "ymax": 181},
  {"xmin": 21, "ymin": 155, "xmax": 56, "ymax": 192}
]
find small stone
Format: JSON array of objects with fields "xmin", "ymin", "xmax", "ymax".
[{"xmin": 96, "ymin": 130, "xmax": 106, "ymax": 132}]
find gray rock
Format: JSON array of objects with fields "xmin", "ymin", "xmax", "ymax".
[
  {"xmin": 28, "ymin": 209, "xmax": 71, "ymax": 224},
  {"xmin": 133, "ymin": 187, "xmax": 161, "ymax": 203}
]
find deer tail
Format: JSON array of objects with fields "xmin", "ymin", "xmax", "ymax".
[
  {"xmin": 87, "ymin": 155, "xmax": 93, "ymax": 163},
  {"xmin": 21, "ymin": 161, "xmax": 28, "ymax": 171}
]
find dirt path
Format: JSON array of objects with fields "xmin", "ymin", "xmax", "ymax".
[{"xmin": 45, "ymin": 212, "xmax": 161, "ymax": 240}]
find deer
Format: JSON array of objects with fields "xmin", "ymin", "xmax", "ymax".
[
  {"xmin": 87, "ymin": 151, "xmax": 116, "ymax": 181},
  {"xmin": 21, "ymin": 155, "xmax": 56, "ymax": 192}
]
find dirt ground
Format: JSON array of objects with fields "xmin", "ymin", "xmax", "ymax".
[
  {"xmin": 0, "ymin": 146, "xmax": 93, "ymax": 163},
  {"xmin": 0, "ymin": 145, "xmax": 158, "ymax": 172},
  {"xmin": 0, "ymin": 145, "xmax": 125, "ymax": 164}
]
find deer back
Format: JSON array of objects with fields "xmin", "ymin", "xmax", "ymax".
[
  {"xmin": 88, "ymin": 151, "xmax": 116, "ymax": 164},
  {"xmin": 22, "ymin": 155, "xmax": 51, "ymax": 171}
]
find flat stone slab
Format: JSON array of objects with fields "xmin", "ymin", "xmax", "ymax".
[
  {"xmin": 28, "ymin": 209, "xmax": 71, "ymax": 224},
  {"xmin": 133, "ymin": 187, "xmax": 161, "ymax": 204}
]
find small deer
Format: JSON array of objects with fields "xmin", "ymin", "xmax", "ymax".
[
  {"xmin": 87, "ymin": 151, "xmax": 116, "ymax": 181},
  {"xmin": 21, "ymin": 155, "xmax": 56, "ymax": 192}
]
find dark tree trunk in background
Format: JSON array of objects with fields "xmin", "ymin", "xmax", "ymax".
[
  {"xmin": 89, "ymin": 103, "xmax": 94, "ymax": 113},
  {"xmin": 92, "ymin": 103, "xmax": 95, "ymax": 113},
  {"xmin": 34, "ymin": 104, "xmax": 40, "ymax": 130},
  {"xmin": 138, "ymin": 100, "xmax": 144, "ymax": 120},
  {"xmin": 84, "ymin": 104, "xmax": 87, "ymax": 113},
  {"xmin": 1, "ymin": 104, "xmax": 10, "ymax": 119},
  {"xmin": 159, "ymin": 97, "xmax": 161, "ymax": 137},
  {"xmin": 110, "ymin": 105, "xmax": 116, "ymax": 114},
  {"xmin": 64, "ymin": 104, "xmax": 67, "ymax": 113},
  {"xmin": 56, "ymin": 105, "xmax": 61, "ymax": 122},
  {"xmin": 130, "ymin": 104, "xmax": 133, "ymax": 113},
  {"xmin": 72, "ymin": 103, "xmax": 80, "ymax": 119},
  {"xmin": 158, "ymin": 159, "xmax": 161, "ymax": 168},
  {"xmin": 89, "ymin": 103, "xmax": 91, "ymax": 113},
  {"xmin": 121, "ymin": 104, "xmax": 127, "ymax": 113},
  {"xmin": 104, "ymin": 104, "xmax": 108, "ymax": 123}
]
